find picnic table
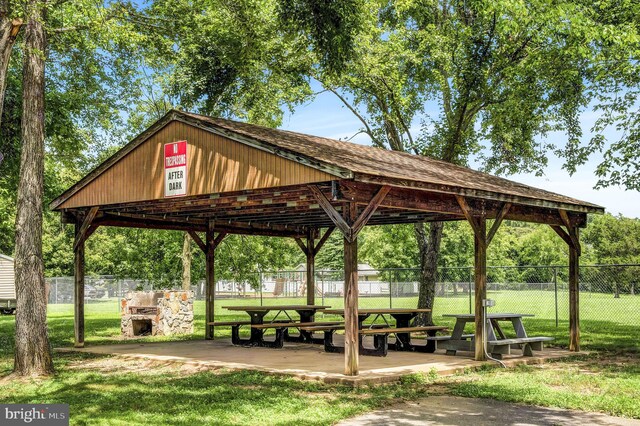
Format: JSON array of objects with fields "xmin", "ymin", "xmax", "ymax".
[
  {"xmin": 221, "ymin": 305, "xmax": 330, "ymax": 347},
  {"xmin": 320, "ymin": 308, "xmax": 443, "ymax": 354},
  {"xmin": 439, "ymin": 313, "xmax": 553, "ymax": 358}
]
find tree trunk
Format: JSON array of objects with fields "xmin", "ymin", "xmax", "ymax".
[
  {"xmin": 0, "ymin": 1, "xmax": 22, "ymax": 126},
  {"xmin": 181, "ymin": 233, "xmax": 191, "ymax": 290},
  {"xmin": 414, "ymin": 221, "xmax": 444, "ymax": 326},
  {"xmin": 14, "ymin": 0, "xmax": 53, "ymax": 376}
]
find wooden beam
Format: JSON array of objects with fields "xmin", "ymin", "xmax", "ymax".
[
  {"xmin": 343, "ymin": 202, "xmax": 359, "ymax": 376},
  {"xmin": 341, "ymin": 181, "xmax": 464, "ymax": 216},
  {"xmin": 569, "ymin": 227, "xmax": 580, "ymax": 352},
  {"xmin": 212, "ymin": 232, "xmax": 228, "ymax": 250},
  {"xmin": 313, "ymin": 227, "xmax": 335, "ymax": 254},
  {"xmin": 211, "ymin": 219, "xmax": 307, "ymax": 237},
  {"xmin": 74, "ymin": 222, "xmax": 85, "ymax": 348},
  {"xmin": 474, "ymin": 217, "xmax": 487, "ymax": 361},
  {"xmin": 73, "ymin": 206, "xmax": 99, "ymax": 251},
  {"xmin": 486, "ymin": 203, "xmax": 511, "ymax": 246},
  {"xmin": 309, "ymin": 185, "xmax": 352, "ymax": 237},
  {"xmin": 205, "ymin": 224, "xmax": 216, "ymax": 340},
  {"xmin": 355, "ymin": 173, "xmax": 605, "ymax": 215},
  {"xmin": 559, "ymin": 210, "xmax": 581, "ymax": 255},
  {"xmin": 550, "ymin": 225, "xmax": 574, "ymax": 248},
  {"xmin": 188, "ymin": 231, "xmax": 206, "ymax": 253},
  {"xmin": 455, "ymin": 195, "xmax": 484, "ymax": 243},
  {"xmin": 339, "ymin": 180, "xmax": 590, "ymax": 227},
  {"xmin": 306, "ymin": 231, "xmax": 315, "ymax": 306},
  {"xmin": 96, "ymin": 214, "xmax": 207, "ymax": 232},
  {"xmin": 294, "ymin": 237, "xmax": 309, "ymax": 256},
  {"xmin": 350, "ymin": 185, "xmax": 391, "ymax": 239},
  {"xmin": 94, "ymin": 214, "xmax": 307, "ymax": 238},
  {"xmin": 84, "ymin": 225, "xmax": 99, "ymax": 242}
]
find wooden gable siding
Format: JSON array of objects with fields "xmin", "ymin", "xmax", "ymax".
[{"xmin": 60, "ymin": 121, "xmax": 334, "ymax": 209}]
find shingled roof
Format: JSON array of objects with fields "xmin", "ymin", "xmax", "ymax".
[
  {"xmin": 178, "ymin": 111, "xmax": 603, "ymax": 213},
  {"xmin": 51, "ymin": 109, "xmax": 604, "ymax": 214}
]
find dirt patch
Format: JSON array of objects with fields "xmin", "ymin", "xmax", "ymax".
[{"xmin": 64, "ymin": 355, "xmax": 213, "ymax": 376}]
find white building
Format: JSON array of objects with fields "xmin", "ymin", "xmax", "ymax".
[{"xmin": 0, "ymin": 254, "xmax": 16, "ymax": 314}]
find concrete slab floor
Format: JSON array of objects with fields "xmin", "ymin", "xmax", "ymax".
[{"xmin": 56, "ymin": 338, "xmax": 579, "ymax": 386}]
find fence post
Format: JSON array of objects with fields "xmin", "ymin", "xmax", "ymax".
[
  {"xmin": 389, "ymin": 271, "xmax": 393, "ymax": 309},
  {"xmin": 554, "ymin": 266, "xmax": 558, "ymax": 328},
  {"xmin": 468, "ymin": 268, "xmax": 473, "ymax": 314},
  {"xmin": 54, "ymin": 278, "xmax": 58, "ymax": 305},
  {"xmin": 393, "ymin": 270, "xmax": 399, "ymax": 309},
  {"xmin": 260, "ymin": 272, "xmax": 263, "ymax": 306}
]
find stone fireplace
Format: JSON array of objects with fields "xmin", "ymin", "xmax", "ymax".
[{"xmin": 121, "ymin": 290, "xmax": 194, "ymax": 337}]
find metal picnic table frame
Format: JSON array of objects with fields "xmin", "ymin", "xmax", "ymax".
[
  {"xmin": 322, "ymin": 308, "xmax": 432, "ymax": 352},
  {"xmin": 440, "ymin": 313, "xmax": 534, "ymax": 355},
  {"xmin": 222, "ymin": 305, "xmax": 330, "ymax": 346}
]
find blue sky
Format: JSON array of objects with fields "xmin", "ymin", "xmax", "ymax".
[{"xmin": 279, "ymin": 87, "xmax": 640, "ymax": 219}]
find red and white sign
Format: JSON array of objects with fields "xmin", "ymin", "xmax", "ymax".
[{"xmin": 164, "ymin": 141, "xmax": 187, "ymax": 197}]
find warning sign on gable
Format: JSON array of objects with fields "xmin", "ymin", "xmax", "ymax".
[{"xmin": 164, "ymin": 141, "xmax": 187, "ymax": 197}]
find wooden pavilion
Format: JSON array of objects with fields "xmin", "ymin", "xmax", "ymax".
[{"xmin": 51, "ymin": 110, "xmax": 604, "ymax": 376}]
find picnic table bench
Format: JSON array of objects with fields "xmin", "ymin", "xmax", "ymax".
[
  {"xmin": 441, "ymin": 313, "xmax": 554, "ymax": 359},
  {"xmin": 306, "ymin": 309, "xmax": 449, "ymax": 356},
  {"xmin": 217, "ymin": 305, "xmax": 331, "ymax": 347},
  {"xmin": 301, "ymin": 324, "xmax": 448, "ymax": 356}
]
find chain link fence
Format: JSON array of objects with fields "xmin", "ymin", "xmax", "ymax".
[{"xmin": 45, "ymin": 264, "xmax": 640, "ymax": 326}]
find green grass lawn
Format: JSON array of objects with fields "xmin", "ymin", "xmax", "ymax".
[{"xmin": 0, "ymin": 293, "xmax": 638, "ymax": 424}]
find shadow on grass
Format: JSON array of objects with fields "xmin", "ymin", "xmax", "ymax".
[{"xmin": 0, "ymin": 361, "xmax": 425, "ymax": 426}]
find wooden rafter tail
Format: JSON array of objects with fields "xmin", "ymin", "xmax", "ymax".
[
  {"xmin": 73, "ymin": 206, "xmax": 100, "ymax": 251},
  {"xmin": 188, "ymin": 230, "xmax": 207, "ymax": 253},
  {"xmin": 350, "ymin": 185, "xmax": 391, "ymax": 239},
  {"xmin": 486, "ymin": 202, "xmax": 511, "ymax": 246},
  {"xmin": 308, "ymin": 185, "xmax": 352, "ymax": 238}
]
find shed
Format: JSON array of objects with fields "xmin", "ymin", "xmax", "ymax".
[
  {"xmin": 51, "ymin": 109, "xmax": 604, "ymax": 376},
  {"xmin": 0, "ymin": 254, "xmax": 16, "ymax": 314}
]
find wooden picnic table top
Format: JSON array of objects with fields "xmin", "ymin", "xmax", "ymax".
[
  {"xmin": 443, "ymin": 313, "xmax": 534, "ymax": 319},
  {"xmin": 222, "ymin": 305, "xmax": 330, "ymax": 312},
  {"xmin": 322, "ymin": 308, "xmax": 431, "ymax": 315}
]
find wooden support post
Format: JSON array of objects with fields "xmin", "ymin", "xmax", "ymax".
[
  {"xmin": 569, "ymin": 227, "xmax": 580, "ymax": 351},
  {"xmin": 456, "ymin": 196, "xmax": 501, "ymax": 361},
  {"xmin": 306, "ymin": 231, "xmax": 315, "ymax": 306},
  {"xmin": 344, "ymin": 202, "xmax": 359, "ymax": 376},
  {"xmin": 205, "ymin": 224, "xmax": 215, "ymax": 340},
  {"xmin": 74, "ymin": 222, "xmax": 85, "ymax": 348},
  {"xmin": 310, "ymin": 185, "xmax": 389, "ymax": 376},
  {"xmin": 474, "ymin": 217, "xmax": 487, "ymax": 361},
  {"xmin": 550, "ymin": 213, "xmax": 581, "ymax": 352}
]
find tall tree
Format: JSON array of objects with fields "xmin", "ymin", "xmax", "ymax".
[
  {"xmin": 311, "ymin": 0, "xmax": 637, "ymax": 324},
  {"xmin": 181, "ymin": 233, "xmax": 191, "ymax": 290},
  {"xmin": 3, "ymin": 0, "xmax": 147, "ymax": 376},
  {"xmin": 563, "ymin": 0, "xmax": 640, "ymax": 190},
  {"xmin": 0, "ymin": 1, "xmax": 21, "ymax": 126},
  {"xmin": 13, "ymin": 0, "xmax": 53, "ymax": 376}
]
